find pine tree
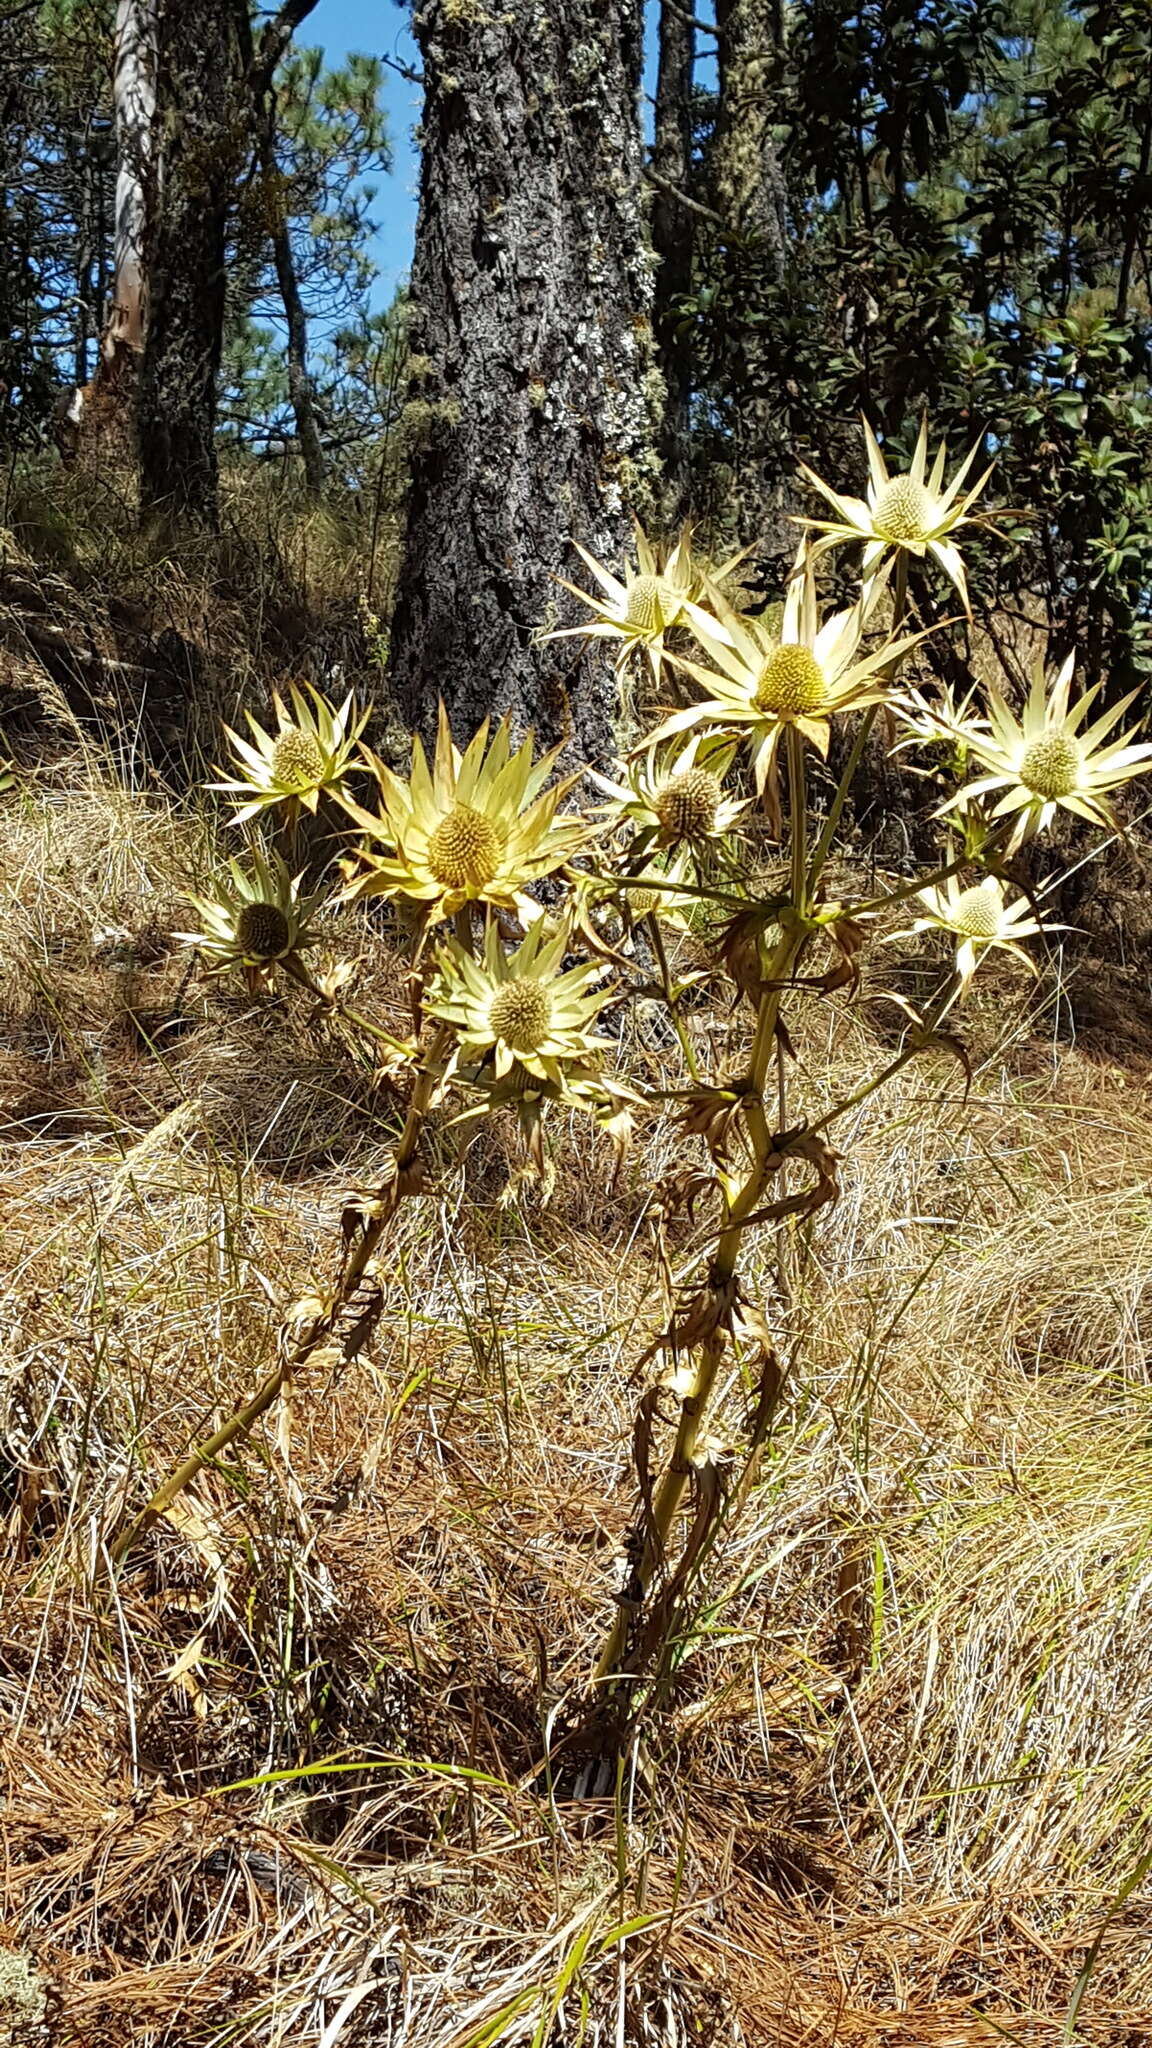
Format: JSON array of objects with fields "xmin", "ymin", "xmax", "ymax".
[
  {"xmin": 651, "ymin": 0, "xmax": 699, "ymax": 494},
  {"xmin": 235, "ymin": 39, "xmax": 391, "ymax": 496},
  {"xmin": 136, "ymin": 0, "xmax": 250, "ymax": 530},
  {"xmin": 386, "ymin": 0, "xmax": 658, "ymax": 764}
]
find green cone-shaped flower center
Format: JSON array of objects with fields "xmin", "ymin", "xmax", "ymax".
[
  {"xmin": 236, "ymin": 901, "xmax": 293, "ymax": 958},
  {"xmin": 427, "ymin": 804, "xmax": 505, "ymax": 888},
  {"xmin": 629, "ymin": 872, "xmax": 684, "ymax": 921},
  {"xmin": 873, "ymin": 475, "xmax": 935, "ymax": 543},
  {"xmin": 952, "ymin": 882, "xmax": 1003, "ymax": 940},
  {"xmin": 271, "ymin": 725, "xmax": 326, "ymax": 788},
  {"xmin": 754, "ymin": 644, "xmax": 827, "ymax": 716},
  {"xmin": 625, "ymin": 574, "xmax": 672, "ymax": 637},
  {"xmin": 488, "ymin": 976, "xmax": 554, "ymax": 1052},
  {"xmin": 1018, "ymin": 731, "xmax": 1082, "ymax": 800},
  {"xmin": 655, "ymin": 766, "xmax": 722, "ymax": 841}
]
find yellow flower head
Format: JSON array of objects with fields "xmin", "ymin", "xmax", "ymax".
[
  {"xmin": 545, "ymin": 520, "xmax": 744, "ymax": 684},
  {"xmin": 799, "ymin": 416, "xmax": 996, "ymax": 615},
  {"xmin": 619, "ymin": 848, "xmax": 697, "ymax": 931},
  {"xmin": 178, "ymin": 848, "xmax": 324, "ymax": 987},
  {"xmin": 647, "ymin": 549, "xmax": 926, "ymax": 795},
  {"xmin": 426, "ymin": 917, "xmax": 613, "ymax": 1086},
  {"xmin": 938, "ymin": 654, "xmax": 1152, "ymax": 850},
  {"xmin": 211, "ymin": 681, "xmax": 368, "ymax": 825},
  {"xmin": 339, "ymin": 703, "xmax": 591, "ymax": 927},
  {"xmin": 590, "ymin": 733, "xmax": 747, "ymax": 849},
  {"xmin": 894, "ymin": 873, "xmax": 1046, "ymax": 991}
]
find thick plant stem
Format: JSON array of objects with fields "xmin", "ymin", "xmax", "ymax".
[
  {"xmin": 108, "ymin": 1359, "xmax": 294, "ymax": 1567},
  {"xmin": 809, "ymin": 705, "xmax": 877, "ymax": 894},
  {"xmin": 108, "ymin": 1027, "xmax": 451, "ymax": 1568},
  {"xmin": 595, "ymin": 740, "xmax": 810, "ymax": 1685},
  {"xmin": 787, "ymin": 723, "xmax": 808, "ymax": 915},
  {"xmin": 593, "ymin": 955, "xmax": 795, "ymax": 1684}
]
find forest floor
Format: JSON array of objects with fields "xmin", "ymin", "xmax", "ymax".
[{"xmin": 2, "ymin": 472, "xmax": 1152, "ymax": 2047}]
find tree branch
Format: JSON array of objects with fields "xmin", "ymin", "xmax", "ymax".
[
  {"xmin": 1116, "ymin": 101, "xmax": 1152, "ymax": 324},
  {"xmin": 381, "ymin": 50, "xmax": 423, "ymax": 87},
  {"xmin": 252, "ymin": 0, "xmax": 321, "ymax": 92},
  {"xmin": 644, "ymin": 167, "xmax": 726, "ymax": 229},
  {"xmin": 664, "ymin": 0, "xmax": 720, "ymax": 38}
]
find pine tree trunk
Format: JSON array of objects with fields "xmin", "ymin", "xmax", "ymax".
[
  {"xmin": 713, "ymin": 0, "xmax": 786, "ymax": 250},
  {"xmin": 137, "ymin": 0, "xmax": 248, "ymax": 533},
  {"xmin": 247, "ymin": 2, "xmax": 326, "ymax": 500},
  {"xmin": 387, "ymin": 0, "xmax": 657, "ymax": 768},
  {"xmin": 109, "ymin": 0, "xmax": 156, "ymax": 357},
  {"xmin": 270, "ymin": 199, "xmax": 327, "ymax": 499},
  {"xmin": 68, "ymin": 0, "xmax": 155, "ymax": 476},
  {"xmin": 712, "ymin": 0, "xmax": 794, "ymax": 564},
  {"xmin": 652, "ymin": 0, "xmax": 697, "ymax": 500}
]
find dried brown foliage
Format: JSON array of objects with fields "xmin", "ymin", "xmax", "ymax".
[{"xmin": 1, "ymin": 754, "xmax": 1151, "ymax": 2045}]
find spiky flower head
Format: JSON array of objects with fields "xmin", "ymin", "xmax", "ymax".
[
  {"xmin": 624, "ymin": 574, "xmax": 674, "ymax": 637},
  {"xmin": 896, "ymin": 679, "xmax": 990, "ymax": 753},
  {"xmin": 426, "ymin": 916, "xmax": 614, "ymax": 1085},
  {"xmin": 544, "ymin": 519, "xmax": 747, "ymax": 684},
  {"xmin": 893, "ymin": 873, "xmax": 1047, "ymax": 991},
  {"xmin": 798, "ymin": 416, "xmax": 998, "ymax": 615},
  {"xmin": 211, "ymin": 681, "xmax": 368, "ymax": 826},
  {"xmin": 935, "ymin": 654, "xmax": 1152, "ymax": 850},
  {"xmin": 752, "ymin": 644, "xmax": 827, "ymax": 716},
  {"xmin": 589, "ymin": 733, "xmax": 747, "ymax": 849},
  {"xmin": 647, "ymin": 547, "xmax": 927, "ymax": 798},
  {"xmin": 621, "ymin": 848, "xmax": 695, "ymax": 929},
  {"xmin": 657, "ymin": 767, "xmax": 723, "ymax": 841},
  {"xmin": 270, "ymin": 725, "xmax": 325, "ymax": 787},
  {"xmin": 178, "ymin": 848, "xmax": 325, "ymax": 987},
  {"xmin": 338, "ymin": 703, "xmax": 591, "ymax": 929}
]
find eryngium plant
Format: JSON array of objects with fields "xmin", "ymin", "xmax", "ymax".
[{"xmin": 125, "ymin": 424, "xmax": 1152, "ymax": 1718}]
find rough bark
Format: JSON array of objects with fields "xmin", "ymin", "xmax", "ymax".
[
  {"xmin": 0, "ymin": 36, "xmax": 30, "ymax": 440},
  {"xmin": 137, "ymin": 0, "xmax": 249, "ymax": 533},
  {"xmin": 109, "ymin": 0, "xmax": 155, "ymax": 357},
  {"xmin": 652, "ymin": 0, "xmax": 697, "ymax": 498},
  {"xmin": 713, "ymin": 0, "xmax": 787, "ymax": 250},
  {"xmin": 60, "ymin": 0, "xmax": 153, "ymax": 473},
  {"xmin": 711, "ymin": 0, "xmax": 794, "ymax": 564},
  {"xmin": 387, "ymin": 0, "xmax": 658, "ymax": 769}
]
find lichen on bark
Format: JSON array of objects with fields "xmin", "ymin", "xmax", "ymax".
[{"xmin": 388, "ymin": 0, "xmax": 658, "ymax": 767}]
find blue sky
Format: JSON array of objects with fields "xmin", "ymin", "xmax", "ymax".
[{"xmin": 300, "ymin": 0, "xmax": 667, "ymax": 308}]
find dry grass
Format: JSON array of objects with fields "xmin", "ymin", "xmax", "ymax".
[
  {"xmin": 2, "ymin": 752, "xmax": 1152, "ymax": 2046},
  {"xmin": 1, "ymin": 456, "xmax": 400, "ymax": 787}
]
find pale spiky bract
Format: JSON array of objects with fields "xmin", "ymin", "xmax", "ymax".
[
  {"xmin": 936, "ymin": 654, "xmax": 1152, "ymax": 849},
  {"xmin": 544, "ymin": 519, "xmax": 745, "ymax": 684},
  {"xmin": 178, "ymin": 847, "xmax": 324, "ymax": 983},
  {"xmin": 799, "ymin": 415, "xmax": 997, "ymax": 614},
  {"xmin": 648, "ymin": 548, "xmax": 926, "ymax": 796},
  {"xmin": 894, "ymin": 873, "xmax": 1046, "ymax": 990},
  {"xmin": 427, "ymin": 917, "xmax": 613, "ymax": 1086},
  {"xmin": 211, "ymin": 680, "xmax": 368, "ymax": 825},
  {"xmin": 338, "ymin": 703, "xmax": 591, "ymax": 928}
]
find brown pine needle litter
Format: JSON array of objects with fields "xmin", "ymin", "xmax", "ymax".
[{"xmin": 2, "ymin": 757, "xmax": 1152, "ymax": 2046}]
